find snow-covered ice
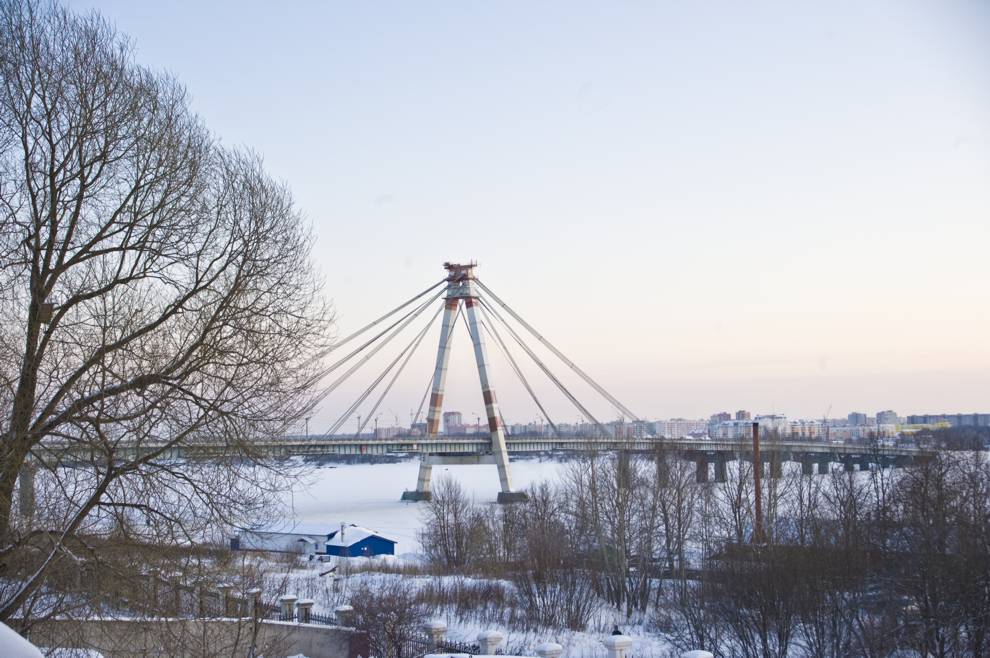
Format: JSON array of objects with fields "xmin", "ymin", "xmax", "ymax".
[{"xmin": 288, "ymin": 457, "xmax": 570, "ymax": 554}]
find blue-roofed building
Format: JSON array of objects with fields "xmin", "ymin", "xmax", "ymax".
[{"xmin": 325, "ymin": 524, "xmax": 397, "ymax": 557}]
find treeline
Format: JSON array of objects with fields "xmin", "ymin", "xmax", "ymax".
[{"xmin": 418, "ymin": 448, "xmax": 990, "ymax": 658}]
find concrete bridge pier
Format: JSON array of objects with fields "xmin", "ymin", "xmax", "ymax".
[
  {"xmin": 800, "ymin": 459, "xmax": 814, "ymax": 476},
  {"xmin": 843, "ymin": 459, "xmax": 856, "ymax": 473},
  {"xmin": 401, "ymin": 454, "xmax": 529, "ymax": 503},
  {"xmin": 714, "ymin": 455, "xmax": 728, "ymax": 483},
  {"xmin": 817, "ymin": 460, "xmax": 830, "ymax": 475},
  {"xmin": 695, "ymin": 455, "xmax": 710, "ymax": 483},
  {"xmin": 770, "ymin": 456, "xmax": 783, "ymax": 479},
  {"xmin": 401, "ymin": 461, "xmax": 434, "ymax": 502}
]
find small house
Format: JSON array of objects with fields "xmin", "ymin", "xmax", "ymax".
[
  {"xmin": 325, "ymin": 523, "xmax": 397, "ymax": 557},
  {"xmin": 230, "ymin": 522, "xmax": 335, "ymax": 556}
]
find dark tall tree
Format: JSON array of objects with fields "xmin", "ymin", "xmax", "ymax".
[{"xmin": 0, "ymin": 0, "xmax": 330, "ymax": 622}]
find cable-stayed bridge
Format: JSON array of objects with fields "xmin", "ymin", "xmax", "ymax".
[{"xmin": 302, "ymin": 262, "xmax": 932, "ymax": 502}]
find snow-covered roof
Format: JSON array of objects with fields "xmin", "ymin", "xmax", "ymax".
[
  {"xmin": 326, "ymin": 524, "xmax": 396, "ymax": 547},
  {"xmin": 0, "ymin": 621, "xmax": 44, "ymax": 657}
]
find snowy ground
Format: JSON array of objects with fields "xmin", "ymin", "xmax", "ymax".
[
  {"xmin": 287, "ymin": 456, "xmax": 572, "ymax": 555},
  {"xmin": 269, "ymin": 559, "xmax": 679, "ymax": 658}
]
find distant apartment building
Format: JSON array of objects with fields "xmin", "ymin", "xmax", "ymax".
[
  {"xmin": 443, "ymin": 411, "xmax": 464, "ymax": 435},
  {"xmin": 906, "ymin": 413, "xmax": 990, "ymax": 428},
  {"xmin": 656, "ymin": 418, "xmax": 708, "ymax": 438},
  {"xmin": 630, "ymin": 420, "xmax": 651, "ymax": 439},
  {"xmin": 847, "ymin": 412, "xmax": 868, "ymax": 426},
  {"xmin": 374, "ymin": 426, "xmax": 402, "ymax": 439},
  {"xmin": 708, "ymin": 411, "xmax": 732, "ymax": 436},
  {"xmin": 714, "ymin": 419, "xmax": 756, "ymax": 439},
  {"xmin": 735, "ymin": 410, "xmax": 751, "ymax": 420},
  {"xmin": 788, "ymin": 419, "xmax": 823, "ymax": 439},
  {"xmin": 876, "ymin": 410, "xmax": 899, "ymax": 425}
]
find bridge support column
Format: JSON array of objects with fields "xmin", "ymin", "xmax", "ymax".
[
  {"xmin": 401, "ymin": 461, "xmax": 434, "ymax": 502},
  {"xmin": 801, "ymin": 459, "xmax": 814, "ymax": 476},
  {"xmin": 770, "ymin": 456, "xmax": 783, "ymax": 479},
  {"xmin": 843, "ymin": 459, "xmax": 855, "ymax": 473},
  {"xmin": 817, "ymin": 460, "xmax": 830, "ymax": 475},
  {"xmin": 714, "ymin": 455, "xmax": 728, "ymax": 483},
  {"xmin": 403, "ymin": 263, "xmax": 528, "ymax": 503},
  {"xmin": 695, "ymin": 455, "xmax": 709, "ymax": 483},
  {"xmin": 859, "ymin": 459, "xmax": 871, "ymax": 472}
]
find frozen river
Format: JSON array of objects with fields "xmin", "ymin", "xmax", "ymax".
[{"xmin": 288, "ymin": 457, "xmax": 570, "ymax": 555}]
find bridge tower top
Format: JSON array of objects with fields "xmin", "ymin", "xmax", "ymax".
[{"xmin": 442, "ymin": 262, "xmax": 479, "ymax": 299}]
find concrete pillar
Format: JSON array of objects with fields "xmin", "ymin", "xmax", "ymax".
[
  {"xmin": 714, "ymin": 455, "xmax": 728, "ymax": 483},
  {"xmin": 817, "ymin": 460, "xmax": 830, "ymax": 475},
  {"xmin": 334, "ymin": 604, "xmax": 354, "ymax": 626},
  {"xmin": 477, "ymin": 630, "xmax": 504, "ymax": 654},
  {"xmin": 245, "ymin": 587, "xmax": 262, "ymax": 618},
  {"xmin": 279, "ymin": 594, "xmax": 297, "ymax": 620},
  {"xmin": 217, "ymin": 584, "xmax": 233, "ymax": 617},
  {"xmin": 604, "ymin": 634, "xmax": 633, "ymax": 658},
  {"xmin": 536, "ymin": 642, "xmax": 564, "ymax": 658},
  {"xmin": 425, "ymin": 620, "xmax": 447, "ymax": 648},
  {"xmin": 859, "ymin": 460, "xmax": 871, "ymax": 472},
  {"xmin": 770, "ymin": 457, "xmax": 783, "ymax": 479},
  {"xmin": 843, "ymin": 460, "xmax": 855, "ymax": 473},
  {"xmin": 401, "ymin": 461, "xmax": 433, "ymax": 502},
  {"xmin": 801, "ymin": 460, "xmax": 814, "ymax": 476},
  {"xmin": 695, "ymin": 455, "xmax": 709, "ymax": 483},
  {"xmin": 296, "ymin": 599, "xmax": 314, "ymax": 624}
]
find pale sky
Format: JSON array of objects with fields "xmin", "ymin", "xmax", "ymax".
[{"xmin": 70, "ymin": 1, "xmax": 990, "ymax": 428}]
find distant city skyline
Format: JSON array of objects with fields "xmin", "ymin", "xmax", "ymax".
[{"xmin": 68, "ymin": 0, "xmax": 990, "ymax": 426}]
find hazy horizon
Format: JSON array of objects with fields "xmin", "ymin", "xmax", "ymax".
[{"xmin": 68, "ymin": 0, "xmax": 990, "ymax": 427}]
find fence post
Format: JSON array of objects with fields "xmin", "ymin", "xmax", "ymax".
[
  {"xmin": 279, "ymin": 594, "xmax": 298, "ymax": 621},
  {"xmin": 217, "ymin": 584, "xmax": 233, "ymax": 616},
  {"xmin": 604, "ymin": 634, "xmax": 632, "ymax": 658},
  {"xmin": 477, "ymin": 630, "xmax": 504, "ymax": 654},
  {"xmin": 334, "ymin": 604, "xmax": 354, "ymax": 626},
  {"xmin": 297, "ymin": 599, "xmax": 314, "ymax": 624},
  {"xmin": 425, "ymin": 620, "xmax": 447, "ymax": 649},
  {"xmin": 246, "ymin": 587, "xmax": 263, "ymax": 619},
  {"xmin": 535, "ymin": 641, "xmax": 564, "ymax": 658}
]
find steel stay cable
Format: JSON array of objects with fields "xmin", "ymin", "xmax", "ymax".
[
  {"xmin": 327, "ymin": 278, "xmax": 446, "ymax": 351},
  {"xmin": 353, "ymin": 304, "xmax": 441, "ymax": 438},
  {"xmin": 411, "ymin": 304, "xmax": 462, "ymax": 427},
  {"xmin": 458, "ymin": 308, "xmax": 513, "ymax": 437},
  {"xmin": 474, "ymin": 278, "xmax": 640, "ymax": 421},
  {"xmin": 313, "ymin": 286, "xmax": 446, "ymax": 391},
  {"xmin": 476, "ymin": 295, "xmax": 610, "ymax": 438},
  {"xmin": 327, "ymin": 306, "xmax": 442, "ymax": 437},
  {"xmin": 476, "ymin": 304, "xmax": 560, "ymax": 437},
  {"xmin": 313, "ymin": 288, "xmax": 445, "ymax": 410},
  {"xmin": 319, "ymin": 292, "xmax": 441, "ymax": 433}
]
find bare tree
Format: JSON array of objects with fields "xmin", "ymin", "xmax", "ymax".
[
  {"xmin": 0, "ymin": 0, "xmax": 330, "ymax": 624},
  {"xmin": 417, "ymin": 475, "xmax": 482, "ymax": 569}
]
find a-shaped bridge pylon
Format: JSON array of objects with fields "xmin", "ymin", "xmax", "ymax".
[
  {"xmin": 402, "ymin": 262, "xmax": 523, "ymax": 503},
  {"xmin": 315, "ymin": 261, "xmax": 639, "ymax": 503}
]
